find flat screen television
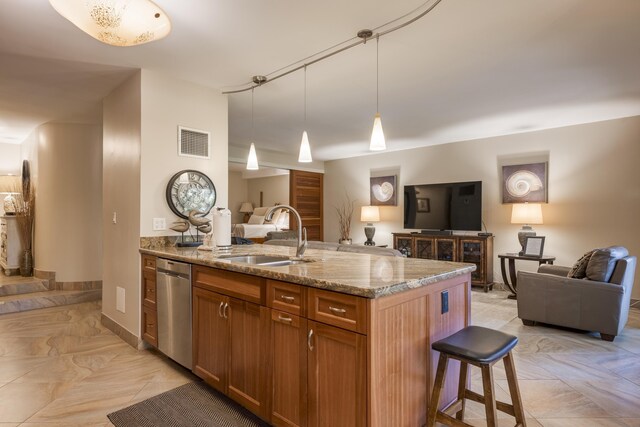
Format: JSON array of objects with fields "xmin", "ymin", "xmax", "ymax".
[{"xmin": 404, "ymin": 181, "xmax": 482, "ymax": 231}]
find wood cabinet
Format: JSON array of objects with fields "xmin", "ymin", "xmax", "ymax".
[
  {"xmin": 142, "ymin": 254, "xmax": 472, "ymax": 426},
  {"xmin": 140, "ymin": 255, "xmax": 158, "ymax": 346},
  {"xmin": 393, "ymin": 233, "xmax": 494, "ymax": 291},
  {"xmin": 192, "ymin": 266, "xmax": 271, "ymax": 420}
]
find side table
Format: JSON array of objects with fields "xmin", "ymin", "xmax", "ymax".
[{"xmin": 498, "ymin": 253, "xmax": 556, "ymax": 299}]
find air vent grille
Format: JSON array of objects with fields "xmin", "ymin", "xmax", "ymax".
[{"xmin": 178, "ymin": 126, "xmax": 210, "ymax": 158}]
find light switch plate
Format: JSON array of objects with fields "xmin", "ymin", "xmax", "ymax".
[
  {"xmin": 152, "ymin": 218, "xmax": 166, "ymax": 231},
  {"xmin": 116, "ymin": 287, "xmax": 125, "ymax": 313}
]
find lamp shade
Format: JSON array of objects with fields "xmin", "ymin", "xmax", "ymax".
[
  {"xmin": 370, "ymin": 113, "xmax": 386, "ymax": 151},
  {"xmin": 511, "ymin": 203, "xmax": 543, "ymax": 225},
  {"xmin": 239, "ymin": 202, "xmax": 253, "ymax": 213},
  {"xmin": 361, "ymin": 206, "xmax": 380, "ymax": 222},
  {"xmin": 298, "ymin": 131, "xmax": 313, "ymax": 163},
  {"xmin": 49, "ymin": 0, "xmax": 171, "ymax": 47},
  {"xmin": 0, "ymin": 175, "xmax": 20, "ymax": 194},
  {"xmin": 246, "ymin": 143, "xmax": 259, "ymax": 170}
]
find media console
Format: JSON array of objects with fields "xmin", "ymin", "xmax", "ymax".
[{"xmin": 393, "ymin": 232, "xmax": 494, "ymax": 292}]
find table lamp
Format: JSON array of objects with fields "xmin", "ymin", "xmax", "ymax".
[
  {"xmin": 511, "ymin": 203, "xmax": 543, "ymax": 255},
  {"xmin": 361, "ymin": 206, "xmax": 380, "ymax": 246},
  {"xmin": 239, "ymin": 202, "xmax": 254, "ymax": 223},
  {"xmin": 0, "ymin": 175, "xmax": 20, "ymax": 215}
]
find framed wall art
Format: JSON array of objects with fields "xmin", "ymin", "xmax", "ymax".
[
  {"xmin": 502, "ymin": 162, "xmax": 547, "ymax": 203},
  {"xmin": 370, "ymin": 175, "xmax": 397, "ymax": 206}
]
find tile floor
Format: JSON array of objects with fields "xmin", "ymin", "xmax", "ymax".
[{"xmin": 0, "ymin": 290, "xmax": 638, "ymax": 426}]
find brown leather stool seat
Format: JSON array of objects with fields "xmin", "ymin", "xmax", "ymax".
[{"xmin": 427, "ymin": 326, "xmax": 526, "ymax": 427}]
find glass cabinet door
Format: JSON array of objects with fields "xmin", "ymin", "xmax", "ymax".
[
  {"xmin": 460, "ymin": 239, "xmax": 484, "ymax": 282},
  {"xmin": 394, "ymin": 236, "xmax": 413, "ymax": 257},
  {"xmin": 435, "ymin": 239, "xmax": 456, "ymax": 261},
  {"xmin": 415, "ymin": 238, "xmax": 434, "ymax": 259}
]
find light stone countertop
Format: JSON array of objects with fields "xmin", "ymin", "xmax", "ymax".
[{"xmin": 139, "ymin": 244, "xmax": 476, "ymax": 298}]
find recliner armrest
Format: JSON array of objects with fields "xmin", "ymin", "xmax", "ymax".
[
  {"xmin": 518, "ymin": 271, "xmax": 623, "ymax": 294},
  {"xmin": 537, "ymin": 264, "xmax": 571, "ymax": 277}
]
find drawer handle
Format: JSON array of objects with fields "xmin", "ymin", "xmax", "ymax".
[
  {"xmin": 329, "ymin": 306, "xmax": 347, "ymax": 315},
  {"xmin": 223, "ymin": 302, "xmax": 229, "ymax": 319},
  {"xmin": 308, "ymin": 329, "xmax": 314, "ymax": 351},
  {"xmin": 218, "ymin": 301, "xmax": 224, "ymax": 318},
  {"xmin": 280, "ymin": 295, "xmax": 295, "ymax": 303},
  {"xmin": 278, "ymin": 314, "xmax": 293, "ymax": 323}
]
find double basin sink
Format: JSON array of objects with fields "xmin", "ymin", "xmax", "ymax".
[{"xmin": 217, "ymin": 254, "xmax": 311, "ymax": 267}]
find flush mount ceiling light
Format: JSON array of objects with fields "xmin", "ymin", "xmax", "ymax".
[
  {"xmin": 49, "ymin": 0, "xmax": 171, "ymax": 47},
  {"xmin": 298, "ymin": 65, "xmax": 313, "ymax": 163}
]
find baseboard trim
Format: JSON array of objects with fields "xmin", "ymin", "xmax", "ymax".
[
  {"xmin": 101, "ymin": 313, "xmax": 144, "ymax": 350},
  {"xmin": 631, "ymin": 298, "xmax": 639, "ymax": 308}
]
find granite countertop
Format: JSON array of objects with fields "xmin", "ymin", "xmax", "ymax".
[{"xmin": 139, "ymin": 244, "xmax": 476, "ymax": 298}]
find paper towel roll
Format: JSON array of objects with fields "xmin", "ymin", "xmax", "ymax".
[{"xmin": 212, "ymin": 208, "xmax": 231, "ymax": 248}]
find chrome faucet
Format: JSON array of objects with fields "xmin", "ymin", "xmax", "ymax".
[{"xmin": 265, "ymin": 205, "xmax": 307, "ymax": 259}]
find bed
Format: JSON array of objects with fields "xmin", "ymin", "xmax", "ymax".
[{"xmin": 232, "ymin": 207, "xmax": 289, "ymax": 243}]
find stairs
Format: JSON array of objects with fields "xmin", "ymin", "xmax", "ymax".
[{"xmin": 0, "ymin": 276, "xmax": 101, "ymax": 315}]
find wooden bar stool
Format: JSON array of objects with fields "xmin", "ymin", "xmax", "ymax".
[{"xmin": 427, "ymin": 326, "xmax": 526, "ymax": 427}]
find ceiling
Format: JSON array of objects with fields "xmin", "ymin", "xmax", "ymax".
[{"xmin": 1, "ymin": 0, "xmax": 639, "ymax": 160}]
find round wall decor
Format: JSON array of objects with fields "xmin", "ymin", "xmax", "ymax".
[{"xmin": 166, "ymin": 170, "xmax": 216, "ymax": 219}]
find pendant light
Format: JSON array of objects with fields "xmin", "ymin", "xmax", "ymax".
[
  {"xmin": 370, "ymin": 35, "xmax": 386, "ymax": 151},
  {"xmin": 298, "ymin": 65, "xmax": 313, "ymax": 163},
  {"xmin": 246, "ymin": 88, "xmax": 259, "ymax": 170}
]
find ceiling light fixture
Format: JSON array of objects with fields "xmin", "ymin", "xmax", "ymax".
[
  {"xmin": 49, "ymin": 0, "xmax": 171, "ymax": 47},
  {"xmin": 246, "ymin": 88, "xmax": 259, "ymax": 170},
  {"xmin": 370, "ymin": 35, "xmax": 386, "ymax": 151},
  {"xmin": 298, "ymin": 65, "xmax": 313, "ymax": 163}
]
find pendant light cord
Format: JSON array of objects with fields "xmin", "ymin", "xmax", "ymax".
[
  {"xmin": 251, "ymin": 88, "xmax": 255, "ymax": 140},
  {"xmin": 304, "ymin": 65, "xmax": 307, "ymax": 125},
  {"xmin": 376, "ymin": 35, "xmax": 379, "ymax": 113}
]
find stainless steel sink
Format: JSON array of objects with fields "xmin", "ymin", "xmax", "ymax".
[{"xmin": 217, "ymin": 254, "xmax": 311, "ymax": 267}]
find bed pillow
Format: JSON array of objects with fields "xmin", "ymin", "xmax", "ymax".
[
  {"xmin": 276, "ymin": 211, "xmax": 289, "ymax": 228},
  {"xmin": 247, "ymin": 215, "xmax": 265, "ymax": 225},
  {"xmin": 265, "ymin": 208, "xmax": 282, "ymax": 224},
  {"xmin": 586, "ymin": 246, "xmax": 629, "ymax": 283},
  {"xmin": 252, "ymin": 207, "xmax": 269, "ymax": 216},
  {"xmin": 567, "ymin": 250, "xmax": 596, "ymax": 279}
]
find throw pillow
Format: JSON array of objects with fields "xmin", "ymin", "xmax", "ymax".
[
  {"xmin": 252, "ymin": 207, "xmax": 269, "ymax": 216},
  {"xmin": 264, "ymin": 208, "xmax": 282, "ymax": 224},
  {"xmin": 247, "ymin": 215, "xmax": 265, "ymax": 225},
  {"xmin": 586, "ymin": 246, "xmax": 629, "ymax": 283},
  {"xmin": 567, "ymin": 250, "xmax": 596, "ymax": 279}
]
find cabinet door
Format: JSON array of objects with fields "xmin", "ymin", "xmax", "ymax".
[
  {"xmin": 394, "ymin": 235, "xmax": 414, "ymax": 257},
  {"xmin": 141, "ymin": 304, "xmax": 158, "ymax": 347},
  {"xmin": 459, "ymin": 239, "xmax": 484, "ymax": 283},
  {"xmin": 192, "ymin": 287, "xmax": 229, "ymax": 393},
  {"xmin": 228, "ymin": 298, "xmax": 271, "ymax": 419},
  {"xmin": 435, "ymin": 238, "xmax": 457, "ymax": 261},
  {"xmin": 307, "ymin": 321, "xmax": 366, "ymax": 427},
  {"xmin": 271, "ymin": 310, "xmax": 308, "ymax": 427},
  {"xmin": 415, "ymin": 237, "xmax": 435, "ymax": 259},
  {"xmin": 142, "ymin": 269, "xmax": 157, "ymax": 308}
]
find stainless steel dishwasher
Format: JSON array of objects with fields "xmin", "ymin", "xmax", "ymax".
[{"xmin": 156, "ymin": 258, "xmax": 192, "ymax": 369}]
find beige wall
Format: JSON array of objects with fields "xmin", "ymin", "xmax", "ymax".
[
  {"xmin": 140, "ymin": 70, "xmax": 228, "ymax": 236},
  {"xmin": 248, "ymin": 174, "xmax": 290, "ymax": 210},
  {"xmin": 16, "ymin": 123, "xmax": 102, "ymax": 282},
  {"xmin": 102, "ymin": 72, "xmax": 142, "ymax": 334},
  {"xmin": 0, "ymin": 143, "xmax": 21, "ymax": 174},
  {"xmin": 228, "ymin": 145, "xmax": 324, "ymax": 173},
  {"xmin": 324, "ymin": 116, "xmax": 640, "ymax": 298},
  {"xmin": 228, "ymin": 170, "xmax": 248, "ymax": 224}
]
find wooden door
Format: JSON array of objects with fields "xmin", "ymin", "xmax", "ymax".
[
  {"xmin": 307, "ymin": 321, "xmax": 366, "ymax": 427},
  {"xmin": 271, "ymin": 310, "xmax": 308, "ymax": 427},
  {"xmin": 192, "ymin": 287, "xmax": 229, "ymax": 393},
  {"xmin": 227, "ymin": 298, "xmax": 271, "ymax": 420},
  {"xmin": 290, "ymin": 170, "xmax": 323, "ymax": 241}
]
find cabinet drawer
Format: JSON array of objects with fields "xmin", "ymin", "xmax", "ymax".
[
  {"xmin": 308, "ymin": 288, "xmax": 368, "ymax": 334},
  {"xmin": 142, "ymin": 255, "xmax": 156, "ymax": 271},
  {"xmin": 267, "ymin": 280, "xmax": 306, "ymax": 316},
  {"xmin": 142, "ymin": 305, "xmax": 158, "ymax": 347},
  {"xmin": 193, "ymin": 265, "xmax": 265, "ymax": 304},
  {"xmin": 142, "ymin": 269, "xmax": 157, "ymax": 308}
]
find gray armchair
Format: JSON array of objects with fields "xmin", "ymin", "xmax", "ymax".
[{"xmin": 517, "ymin": 253, "xmax": 636, "ymax": 341}]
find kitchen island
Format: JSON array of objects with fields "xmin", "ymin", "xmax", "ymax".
[{"xmin": 140, "ymin": 244, "xmax": 475, "ymax": 427}]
